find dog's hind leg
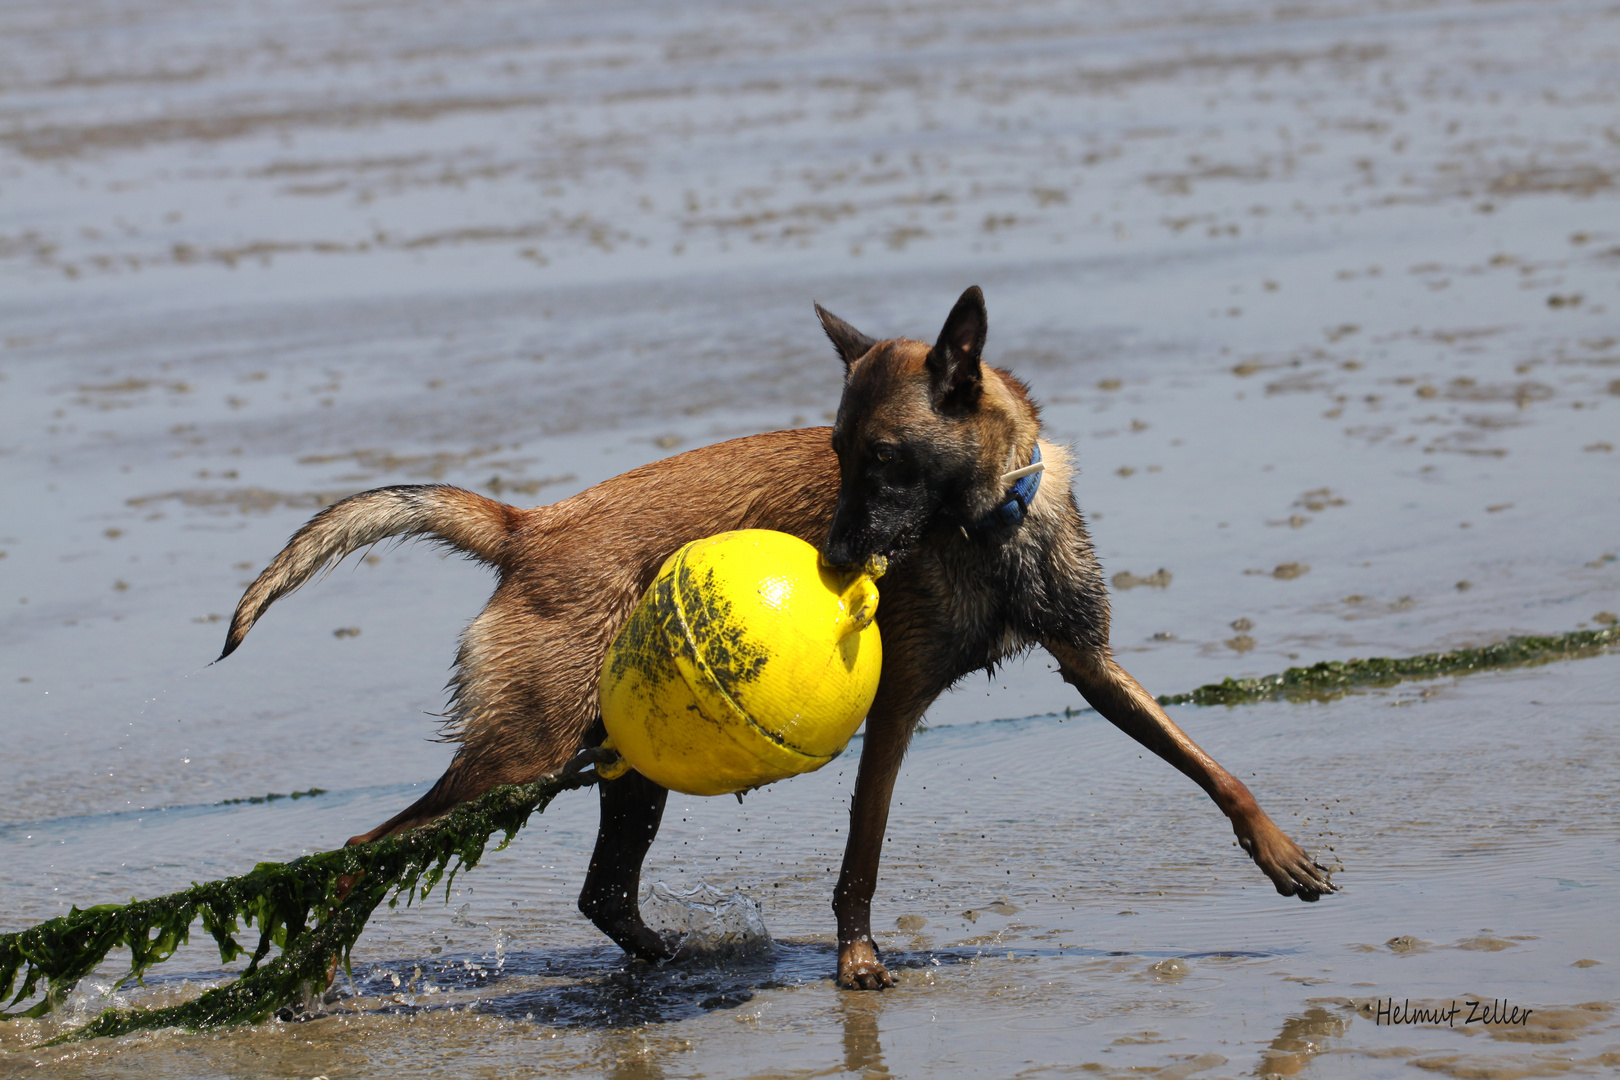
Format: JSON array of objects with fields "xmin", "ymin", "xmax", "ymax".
[
  {"xmin": 346, "ymin": 605, "xmax": 609, "ymax": 846},
  {"xmin": 1045, "ymin": 641, "xmax": 1336, "ymax": 901},
  {"xmin": 343, "ymin": 731, "xmax": 557, "ymax": 848},
  {"xmin": 343, "ymin": 752, "xmax": 503, "ymax": 846},
  {"xmin": 578, "ymin": 767, "xmax": 673, "ymax": 961}
]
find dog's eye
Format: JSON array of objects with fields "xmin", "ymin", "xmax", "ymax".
[{"xmin": 874, "ymin": 446, "xmax": 895, "ymax": 464}]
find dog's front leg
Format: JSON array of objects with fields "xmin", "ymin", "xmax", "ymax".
[
  {"xmin": 1046, "ymin": 642, "xmax": 1336, "ymax": 901},
  {"xmin": 833, "ymin": 708, "xmax": 914, "ymax": 990},
  {"xmin": 579, "ymin": 768, "xmax": 674, "ymax": 961}
]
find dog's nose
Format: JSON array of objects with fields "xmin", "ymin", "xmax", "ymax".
[
  {"xmin": 824, "ymin": 497, "xmax": 865, "ymax": 567},
  {"xmin": 822, "ymin": 535, "xmax": 862, "ymax": 568},
  {"xmin": 823, "ymin": 525, "xmax": 873, "ymax": 569}
]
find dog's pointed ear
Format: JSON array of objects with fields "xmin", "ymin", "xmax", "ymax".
[
  {"xmin": 815, "ymin": 303, "xmax": 877, "ymax": 368},
  {"xmin": 926, "ymin": 285, "xmax": 986, "ymax": 411}
]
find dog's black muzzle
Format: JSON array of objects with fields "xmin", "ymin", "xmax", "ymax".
[
  {"xmin": 824, "ymin": 516, "xmax": 914, "ymax": 569},
  {"xmin": 824, "ymin": 495, "xmax": 893, "ymax": 567}
]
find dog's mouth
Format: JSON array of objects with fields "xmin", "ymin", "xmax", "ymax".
[
  {"xmin": 824, "ymin": 504, "xmax": 924, "ymax": 567},
  {"xmin": 878, "ymin": 526, "xmax": 919, "ymax": 562},
  {"xmin": 825, "ymin": 533, "xmax": 910, "ymax": 571}
]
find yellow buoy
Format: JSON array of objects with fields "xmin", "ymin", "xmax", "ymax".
[{"xmin": 599, "ymin": 530, "xmax": 883, "ymax": 796}]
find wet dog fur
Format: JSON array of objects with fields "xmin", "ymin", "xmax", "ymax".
[{"xmin": 221, "ymin": 286, "xmax": 1335, "ymax": 990}]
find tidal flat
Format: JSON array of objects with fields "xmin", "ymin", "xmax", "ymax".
[{"xmin": 2, "ymin": 0, "xmax": 1618, "ymax": 1075}]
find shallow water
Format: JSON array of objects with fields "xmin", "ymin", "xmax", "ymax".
[{"xmin": 3, "ymin": 0, "xmax": 1619, "ymax": 1075}]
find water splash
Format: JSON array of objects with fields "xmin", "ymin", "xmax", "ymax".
[
  {"xmin": 448, "ymin": 901, "xmax": 508, "ymax": 971},
  {"xmin": 641, "ymin": 882, "xmax": 772, "ymax": 958}
]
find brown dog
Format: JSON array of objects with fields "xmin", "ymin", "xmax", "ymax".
[{"xmin": 221, "ymin": 286, "xmax": 1334, "ymax": 990}]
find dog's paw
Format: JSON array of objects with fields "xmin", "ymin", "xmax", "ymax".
[
  {"xmin": 837, "ymin": 940, "xmax": 896, "ymax": 990},
  {"xmin": 1238, "ymin": 823, "xmax": 1338, "ymax": 902}
]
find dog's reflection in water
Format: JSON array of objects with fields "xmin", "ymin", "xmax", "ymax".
[{"xmin": 841, "ymin": 991, "xmax": 891, "ymax": 1078}]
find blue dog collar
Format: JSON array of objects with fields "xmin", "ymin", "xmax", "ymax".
[{"xmin": 977, "ymin": 442, "xmax": 1043, "ymax": 530}]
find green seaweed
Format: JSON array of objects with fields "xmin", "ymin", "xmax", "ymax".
[
  {"xmin": 216, "ymin": 787, "xmax": 327, "ymax": 806},
  {"xmin": 1158, "ymin": 627, "xmax": 1620, "ymax": 707},
  {"xmin": 0, "ymin": 772, "xmax": 593, "ymax": 1045}
]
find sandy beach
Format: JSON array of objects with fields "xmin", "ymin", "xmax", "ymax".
[{"xmin": 2, "ymin": 0, "xmax": 1618, "ymax": 1075}]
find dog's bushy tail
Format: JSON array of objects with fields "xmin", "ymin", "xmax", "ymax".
[{"xmin": 219, "ymin": 484, "xmax": 520, "ymax": 660}]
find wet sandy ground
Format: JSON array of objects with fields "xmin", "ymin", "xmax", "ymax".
[{"xmin": 3, "ymin": 0, "xmax": 1619, "ymax": 1075}]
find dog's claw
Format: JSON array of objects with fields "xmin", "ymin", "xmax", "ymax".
[
  {"xmin": 837, "ymin": 940, "xmax": 895, "ymax": 990},
  {"xmin": 1238, "ymin": 820, "xmax": 1337, "ymax": 902},
  {"xmin": 1293, "ymin": 857, "xmax": 1338, "ymax": 901}
]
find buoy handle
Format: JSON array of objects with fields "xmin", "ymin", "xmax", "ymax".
[
  {"xmin": 837, "ymin": 573, "xmax": 881, "ymax": 639},
  {"xmin": 819, "ymin": 552, "xmax": 884, "ymax": 639}
]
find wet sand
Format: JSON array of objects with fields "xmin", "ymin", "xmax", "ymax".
[{"xmin": 3, "ymin": 0, "xmax": 1619, "ymax": 1075}]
